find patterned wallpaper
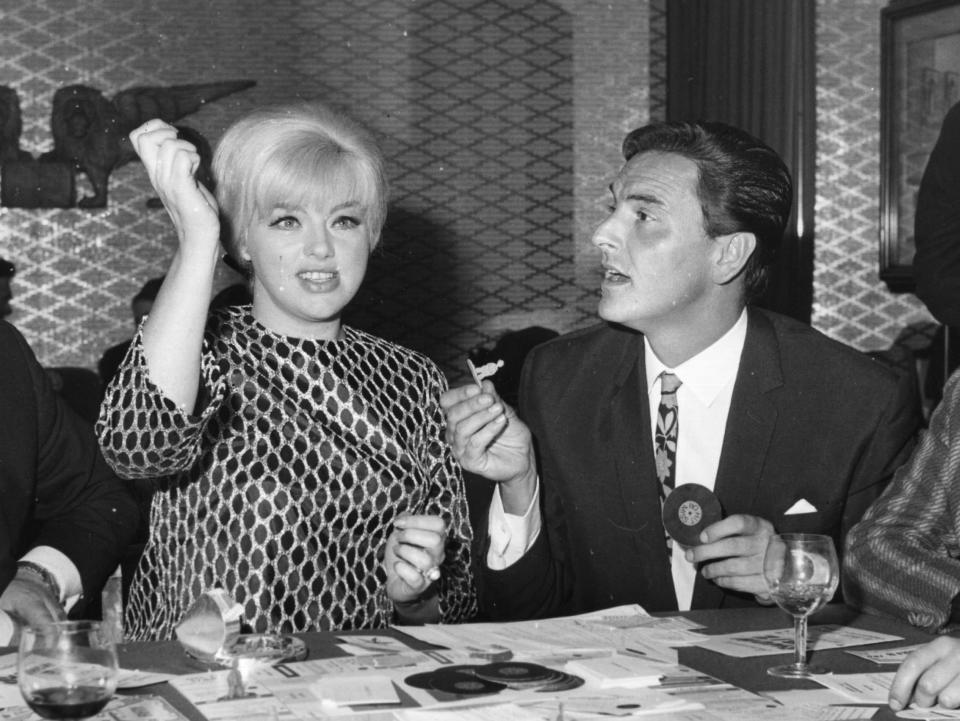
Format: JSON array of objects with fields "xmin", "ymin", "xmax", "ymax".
[
  {"xmin": 813, "ymin": 0, "xmax": 931, "ymax": 350},
  {"xmin": 0, "ymin": 0, "xmax": 934, "ymax": 385}
]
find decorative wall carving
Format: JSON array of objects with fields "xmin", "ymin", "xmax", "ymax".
[{"xmin": 0, "ymin": 80, "xmax": 254, "ymax": 209}]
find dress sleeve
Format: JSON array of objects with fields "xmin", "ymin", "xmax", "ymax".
[
  {"xmin": 418, "ymin": 364, "xmax": 478, "ymax": 623},
  {"xmin": 95, "ymin": 325, "xmax": 227, "ymax": 480},
  {"xmin": 843, "ymin": 371, "xmax": 960, "ymax": 633}
]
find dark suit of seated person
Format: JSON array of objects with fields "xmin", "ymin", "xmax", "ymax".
[
  {"xmin": 441, "ymin": 120, "xmax": 922, "ymax": 619},
  {"xmin": 0, "ymin": 320, "xmax": 138, "ymax": 641}
]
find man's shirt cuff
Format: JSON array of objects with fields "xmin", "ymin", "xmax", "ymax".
[
  {"xmin": 0, "ymin": 612, "xmax": 13, "ymax": 646},
  {"xmin": 21, "ymin": 546, "xmax": 83, "ymax": 611},
  {"xmin": 486, "ymin": 479, "xmax": 542, "ymax": 570}
]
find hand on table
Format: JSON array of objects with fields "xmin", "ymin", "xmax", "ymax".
[
  {"xmin": 440, "ymin": 382, "xmax": 537, "ymax": 513},
  {"xmin": 684, "ymin": 513, "xmax": 777, "ymax": 602},
  {"xmin": 385, "ymin": 514, "xmax": 446, "ymax": 605},
  {"xmin": 889, "ymin": 636, "xmax": 960, "ymax": 710},
  {"xmin": 0, "ymin": 576, "xmax": 66, "ymax": 642}
]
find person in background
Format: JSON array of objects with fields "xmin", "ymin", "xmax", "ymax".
[
  {"xmin": 441, "ymin": 120, "xmax": 921, "ymax": 620},
  {"xmin": 912, "ymin": 101, "xmax": 960, "ymax": 402},
  {"xmin": 469, "ymin": 326, "xmax": 559, "ymax": 408},
  {"xmin": 0, "ymin": 320, "xmax": 138, "ymax": 642},
  {"xmin": 208, "ymin": 281, "xmax": 252, "ymax": 311},
  {"xmin": 0, "ymin": 256, "xmax": 15, "ymax": 319},
  {"xmin": 97, "ymin": 276, "xmax": 164, "ymax": 386},
  {"xmin": 97, "ymin": 101, "xmax": 477, "ymax": 640}
]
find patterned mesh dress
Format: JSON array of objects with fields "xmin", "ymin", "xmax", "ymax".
[{"xmin": 97, "ymin": 306, "xmax": 477, "ymax": 640}]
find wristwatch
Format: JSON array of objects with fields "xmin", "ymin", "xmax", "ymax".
[{"xmin": 15, "ymin": 561, "xmax": 62, "ymax": 602}]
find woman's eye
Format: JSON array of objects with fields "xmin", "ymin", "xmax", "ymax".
[
  {"xmin": 269, "ymin": 215, "xmax": 300, "ymax": 230},
  {"xmin": 636, "ymin": 210, "xmax": 650, "ymax": 221},
  {"xmin": 333, "ymin": 215, "xmax": 361, "ymax": 230}
]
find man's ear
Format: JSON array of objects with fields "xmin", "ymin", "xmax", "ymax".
[{"xmin": 713, "ymin": 231, "xmax": 757, "ymax": 285}]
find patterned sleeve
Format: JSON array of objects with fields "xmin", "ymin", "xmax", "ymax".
[
  {"xmin": 843, "ymin": 371, "xmax": 960, "ymax": 633},
  {"xmin": 418, "ymin": 362, "xmax": 479, "ymax": 623},
  {"xmin": 95, "ymin": 324, "xmax": 227, "ymax": 480}
]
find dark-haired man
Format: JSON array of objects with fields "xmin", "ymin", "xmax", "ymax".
[
  {"xmin": 0, "ymin": 321, "xmax": 138, "ymax": 641},
  {"xmin": 442, "ymin": 120, "xmax": 921, "ymax": 619}
]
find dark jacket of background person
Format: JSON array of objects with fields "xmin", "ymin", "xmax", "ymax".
[
  {"xmin": 0, "ymin": 321, "xmax": 138, "ymax": 610},
  {"xmin": 914, "ymin": 101, "xmax": 960, "ymax": 328},
  {"xmin": 476, "ymin": 307, "xmax": 922, "ymax": 619}
]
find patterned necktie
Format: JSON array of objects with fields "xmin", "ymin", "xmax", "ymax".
[{"xmin": 655, "ymin": 372, "xmax": 682, "ymax": 500}]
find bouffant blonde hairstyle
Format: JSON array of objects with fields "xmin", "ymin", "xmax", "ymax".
[{"xmin": 213, "ymin": 101, "xmax": 388, "ymax": 272}]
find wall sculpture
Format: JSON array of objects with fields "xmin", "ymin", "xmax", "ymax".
[{"xmin": 0, "ymin": 80, "xmax": 254, "ymax": 209}]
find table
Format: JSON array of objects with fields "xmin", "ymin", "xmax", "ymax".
[
  {"xmin": 111, "ymin": 604, "xmax": 936, "ymax": 720},
  {"xmin": 676, "ymin": 604, "xmax": 937, "ymax": 720}
]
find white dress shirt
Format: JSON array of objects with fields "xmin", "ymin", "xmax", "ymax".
[
  {"xmin": 645, "ymin": 310, "xmax": 747, "ymax": 609},
  {"xmin": 486, "ymin": 310, "xmax": 748, "ymax": 612}
]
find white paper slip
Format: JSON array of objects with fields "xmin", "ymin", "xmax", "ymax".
[
  {"xmin": 846, "ymin": 642, "xmax": 928, "ymax": 665},
  {"xmin": 768, "ymin": 688, "xmax": 882, "ymax": 720},
  {"xmin": 565, "ymin": 652, "xmax": 667, "ymax": 688},
  {"xmin": 810, "ymin": 671, "xmax": 895, "ymax": 704},
  {"xmin": 117, "ymin": 668, "xmax": 178, "ymax": 688},
  {"xmin": 697, "ymin": 624, "xmax": 903, "ymax": 657},
  {"xmin": 336, "ymin": 633, "xmax": 416, "ymax": 656},
  {"xmin": 398, "ymin": 702, "xmax": 543, "ymax": 721},
  {"xmin": 897, "ymin": 705, "xmax": 960, "ymax": 718},
  {"xmin": 0, "ymin": 679, "xmax": 22, "ymax": 708},
  {"xmin": 312, "ymin": 674, "xmax": 401, "ymax": 706}
]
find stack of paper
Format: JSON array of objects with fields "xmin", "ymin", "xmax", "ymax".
[{"xmin": 565, "ymin": 653, "xmax": 666, "ymax": 688}]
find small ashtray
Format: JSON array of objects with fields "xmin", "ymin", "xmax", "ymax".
[{"xmin": 186, "ymin": 633, "xmax": 308, "ymax": 666}]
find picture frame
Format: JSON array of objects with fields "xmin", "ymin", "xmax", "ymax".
[{"xmin": 880, "ymin": 0, "xmax": 960, "ymax": 292}]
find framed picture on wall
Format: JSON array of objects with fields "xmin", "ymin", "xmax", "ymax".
[{"xmin": 881, "ymin": 0, "xmax": 960, "ymax": 292}]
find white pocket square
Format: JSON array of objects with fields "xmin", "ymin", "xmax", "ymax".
[{"xmin": 785, "ymin": 499, "xmax": 817, "ymax": 515}]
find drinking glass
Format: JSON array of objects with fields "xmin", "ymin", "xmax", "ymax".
[
  {"xmin": 18, "ymin": 620, "xmax": 118, "ymax": 719},
  {"xmin": 762, "ymin": 533, "xmax": 839, "ymax": 678}
]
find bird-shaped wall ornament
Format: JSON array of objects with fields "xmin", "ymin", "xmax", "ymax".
[{"xmin": 0, "ymin": 80, "xmax": 255, "ymax": 209}]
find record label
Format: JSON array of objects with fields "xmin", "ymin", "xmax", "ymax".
[
  {"xmin": 473, "ymin": 662, "xmax": 555, "ymax": 686},
  {"xmin": 430, "ymin": 667, "xmax": 505, "ymax": 695},
  {"xmin": 662, "ymin": 483, "xmax": 722, "ymax": 547}
]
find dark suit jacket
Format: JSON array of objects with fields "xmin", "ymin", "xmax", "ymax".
[
  {"xmin": 0, "ymin": 321, "xmax": 138, "ymax": 610},
  {"xmin": 915, "ymin": 101, "xmax": 960, "ymax": 328},
  {"xmin": 478, "ymin": 308, "xmax": 921, "ymax": 619}
]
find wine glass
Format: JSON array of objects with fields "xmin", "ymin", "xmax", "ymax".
[
  {"xmin": 18, "ymin": 620, "xmax": 118, "ymax": 719},
  {"xmin": 762, "ymin": 533, "xmax": 839, "ymax": 678}
]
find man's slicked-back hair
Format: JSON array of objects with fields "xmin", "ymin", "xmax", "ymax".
[
  {"xmin": 213, "ymin": 100, "xmax": 388, "ymax": 274},
  {"xmin": 621, "ymin": 121, "xmax": 792, "ymax": 302}
]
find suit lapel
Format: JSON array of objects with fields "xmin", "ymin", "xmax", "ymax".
[
  {"xmin": 602, "ymin": 332, "xmax": 650, "ymax": 511},
  {"xmin": 604, "ymin": 329, "xmax": 677, "ymax": 607},
  {"xmin": 693, "ymin": 308, "xmax": 782, "ymax": 607}
]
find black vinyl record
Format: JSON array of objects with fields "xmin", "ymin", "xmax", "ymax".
[
  {"xmin": 662, "ymin": 483, "xmax": 722, "ymax": 547},
  {"xmin": 403, "ymin": 671, "xmax": 439, "ymax": 690},
  {"xmin": 473, "ymin": 662, "xmax": 555, "ymax": 685},
  {"xmin": 429, "ymin": 667, "xmax": 505, "ymax": 695},
  {"xmin": 535, "ymin": 672, "xmax": 586, "ymax": 693}
]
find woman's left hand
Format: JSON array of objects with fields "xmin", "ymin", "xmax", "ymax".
[{"xmin": 384, "ymin": 514, "xmax": 446, "ymax": 603}]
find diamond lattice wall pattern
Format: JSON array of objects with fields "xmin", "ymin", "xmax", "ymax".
[
  {"xmin": 0, "ymin": 0, "xmax": 936, "ymax": 387},
  {"xmin": 0, "ymin": 0, "xmax": 595, "ymax": 387},
  {"xmin": 814, "ymin": 0, "xmax": 932, "ymax": 351}
]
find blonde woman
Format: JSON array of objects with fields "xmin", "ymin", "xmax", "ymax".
[{"xmin": 97, "ymin": 102, "xmax": 476, "ymax": 640}]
